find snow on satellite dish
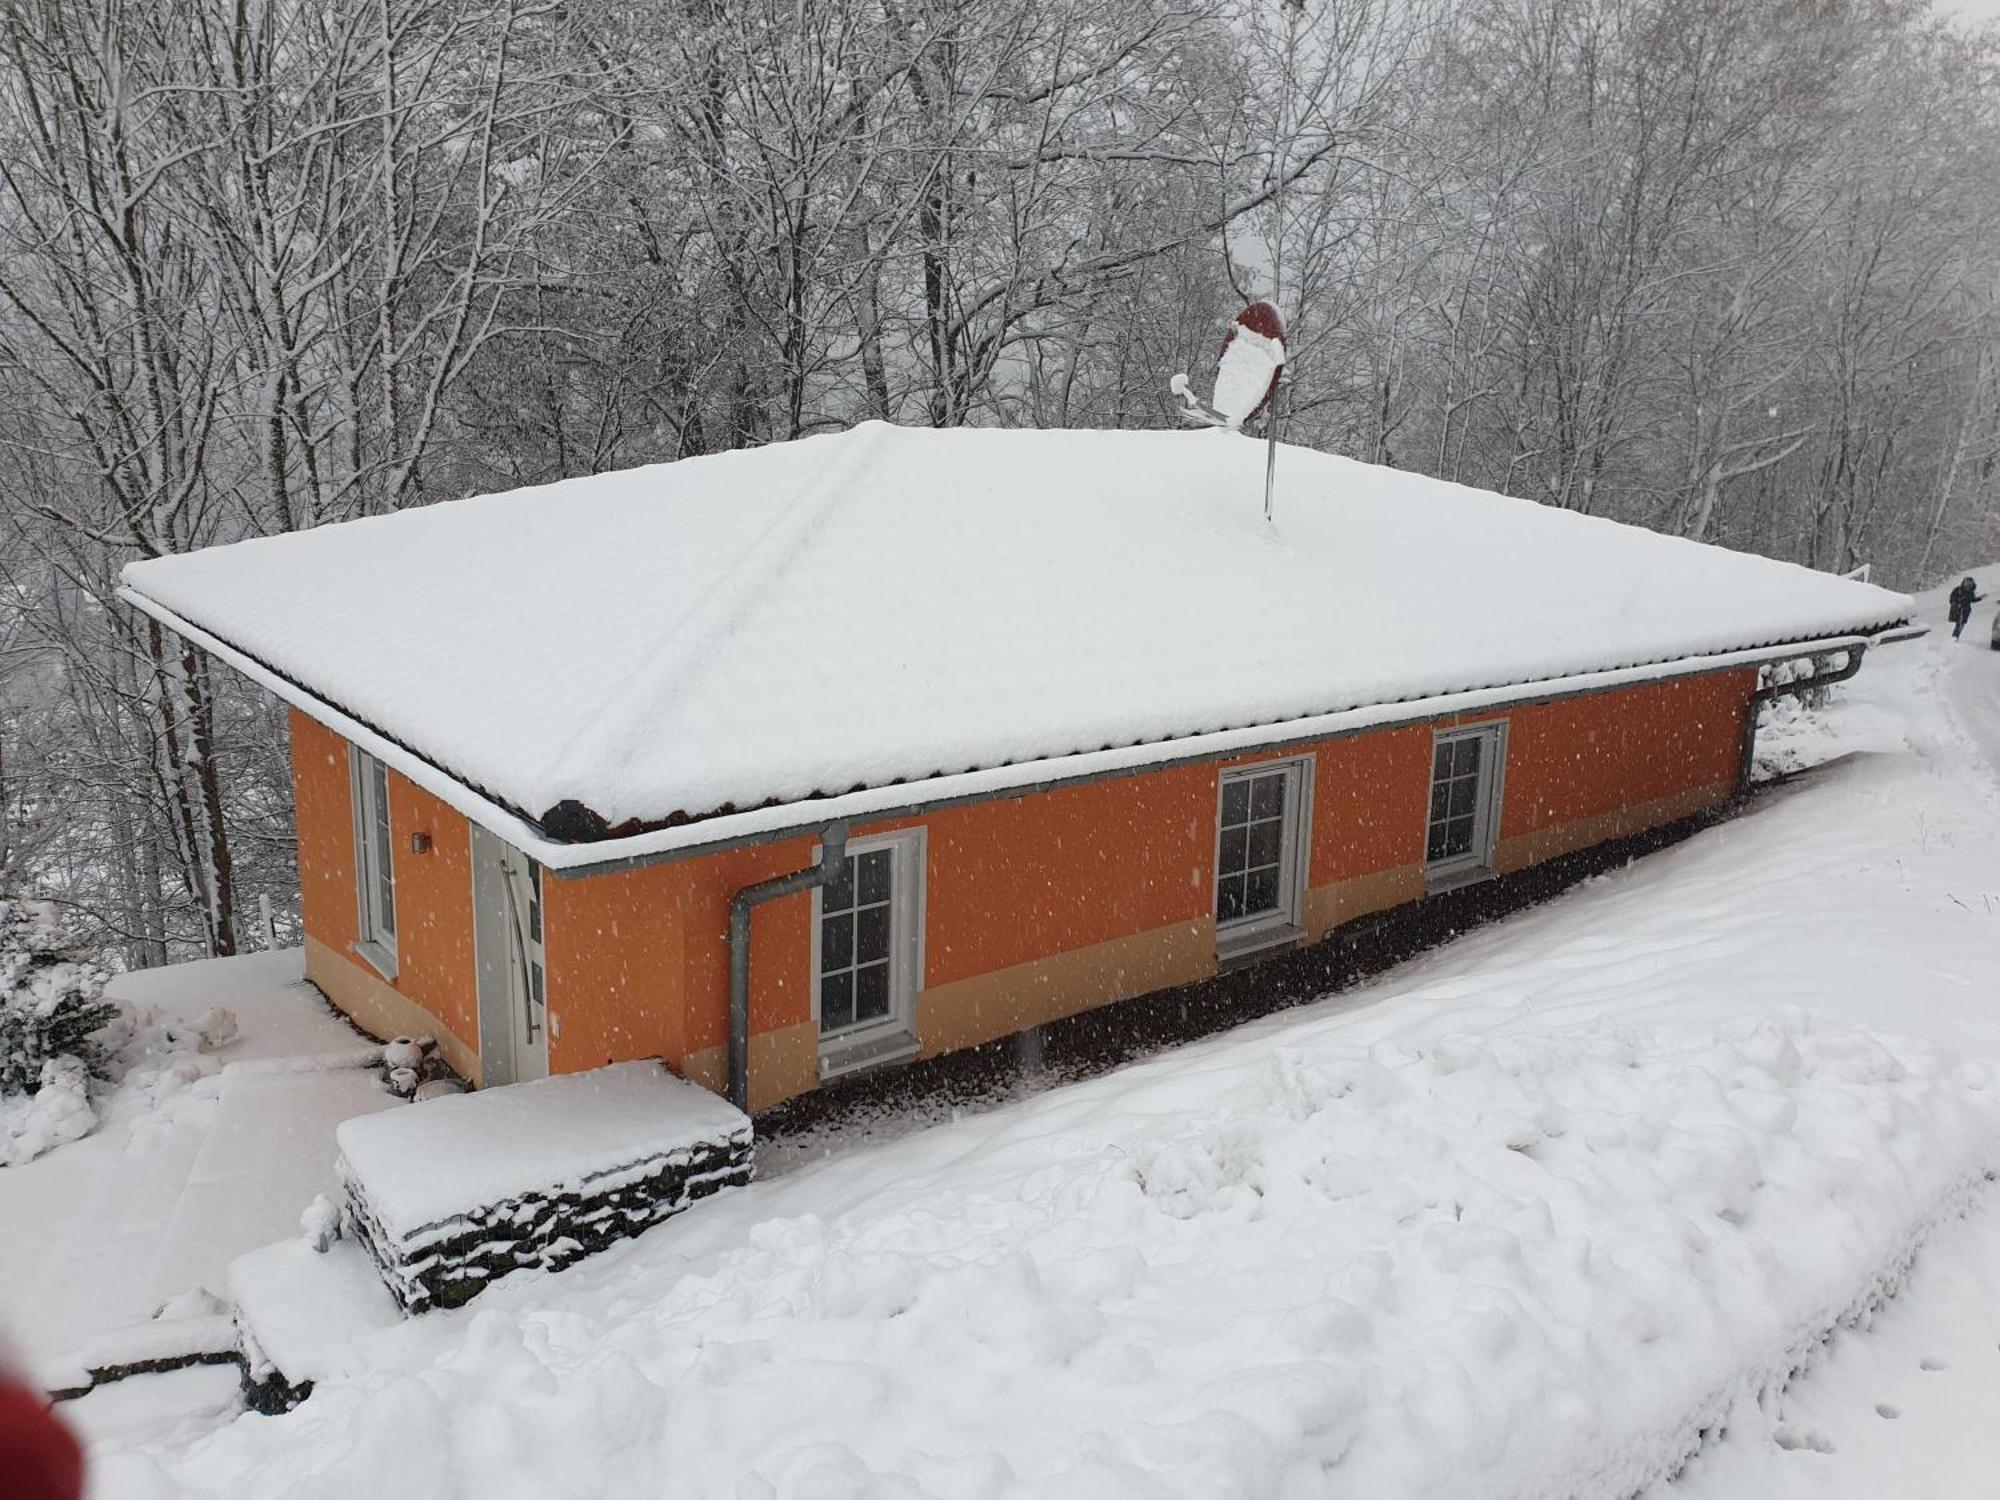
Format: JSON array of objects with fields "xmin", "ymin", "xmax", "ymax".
[{"xmin": 1171, "ymin": 301, "xmax": 1286, "ymax": 430}]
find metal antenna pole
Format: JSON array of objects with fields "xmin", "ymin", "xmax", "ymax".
[
  {"xmin": 1264, "ymin": 377, "xmax": 1281, "ymax": 521},
  {"xmin": 1264, "ymin": 0, "xmax": 1303, "ymax": 523}
]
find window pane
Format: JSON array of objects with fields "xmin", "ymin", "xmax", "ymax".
[
  {"xmin": 855, "ymin": 904, "xmax": 890, "ymax": 965},
  {"xmin": 1426, "ymin": 823, "xmax": 1451, "ymax": 863},
  {"xmin": 376, "ymin": 844, "xmax": 394, "ymax": 936},
  {"xmin": 1218, "ymin": 824, "xmax": 1247, "ymax": 875},
  {"xmin": 1221, "ymin": 778, "xmax": 1249, "ymax": 827},
  {"xmin": 375, "ymin": 857, "xmax": 394, "ymax": 931},
  {"xmin": 821, "ymin": 910, "xmax": 853, "ymax": 970},
  {"xmin": 354, "ymin": 755, "xmax": 395, "ymax": 945},
  {"xmin": 1444, "ymin": 815, "xmax": 1475, "ymax": 859},
  {"xmin": 1245, "ymin": 865, "xmax": 1279, "ymax": 915},
  {"xmin": 820, "ymin": 970, "xmax": 854, "ymax": 1033},
  {"xmin": 854, "ymin": 963, "xmax": 890, "ymax": 1023},
  {"xmin": 1250, "ymin": 773, "xmax": 1283, "ymax": 820},
  {"xmin": 1454, "ymin": 736, "xmax": 1483, "ymax": 777},
  {"xmin": 823, "ymin": 856, "xmax": 855, "ymax": 913},
  {"xmin": 1433, "ymin": 741, "xmax": 1453, "ymax": 778},
  {"xmin": 1448, "ymin": 777, "xmax": 1477, "ymax": 820},
  {"xmin": 1247, "ymin": 818, "xmax": 1282, "ymax": 869},
  {"xmin": 858, "ymin": 849, "xmax": 892, "ymax": 905},
  {"xmin": 1217, "ymin": 874, "xmax": 1246, "ymax": 922}
]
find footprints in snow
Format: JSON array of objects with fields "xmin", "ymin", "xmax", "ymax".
[{"xmin": 1773, "ymin": 1354, "xmax": 1949, "ymax": 1457}]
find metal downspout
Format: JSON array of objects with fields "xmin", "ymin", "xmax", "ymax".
[
  {"xmin": 1738, "ymin": 644, "xmax": 1867, "ymax": 789},
  {"xmin": 727, "ymin": 822, "xmax": 848, "ymax": 1113}
]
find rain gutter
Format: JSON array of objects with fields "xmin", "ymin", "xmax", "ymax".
[{"xmin": 1737, "ymin": 624, "xmax": 1924, "ymax": 787}]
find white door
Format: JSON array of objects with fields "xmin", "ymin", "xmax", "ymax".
[
  {"xmin": 498, "ymin": 845, "xmax": 551, "ymax": 1082},
  {"xmin": 472, "ymin": 827, "xmax": 550, "ymax": 1086}
]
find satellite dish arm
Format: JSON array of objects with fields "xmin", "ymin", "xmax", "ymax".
[{"xmin": 1169, "ymin": 372, "xmax": 1230, "ymax": 427}]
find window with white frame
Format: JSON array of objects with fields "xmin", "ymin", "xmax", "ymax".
[
  {"xmin": 1215, "ymin": 757, "xmax": 1310, "ymax": 938},
  {"xmin": 1426, "ymin": 723, "xmax": 1506, "ymax": 879},
  {"xmin": 350, "ymin": 748, "xmax": 397, "ymax": 971},
  {"xmin": 814, "ymin": 829, "xmax": 924, "ymax": 1071}
]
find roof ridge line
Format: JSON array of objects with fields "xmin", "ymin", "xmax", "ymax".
[{"xmin": 531, "ymin": 422, "xmax": 892, "ymax": 812}]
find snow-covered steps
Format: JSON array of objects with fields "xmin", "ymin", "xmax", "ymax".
[
  {"xmin": 230, "ymin": 1238, "xmax": 402, "ymax": 1413},
  {"xmin": 40, "ymin": 1297, "xmax": 240, "ymax": 1404},
  {"xmin": 334, "ymin": 1060, "xmax": 753, "ymax": 1313}
]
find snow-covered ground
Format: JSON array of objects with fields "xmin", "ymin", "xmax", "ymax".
[
  {"xmin": 67, "ymin": 592, "xmax": 2000, "ymax": 1498},
  {"xmin": 1672, "ymin": 1189, "xmax": 2000, "ymax": 1497},
  {"xmin": 0, "ymin": 951, "xmax": 390, "ymax": 1384}
]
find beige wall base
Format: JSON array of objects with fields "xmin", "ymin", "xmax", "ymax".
[
  {"xmin": 1496, "ymin": 781, "xmax": 1731, "ymax": 875},
  {"xmin": 683, "ymin": 1020, "xmax": 820, "ymax": 1115},
  {"xmin": 1303, "ymin": 864, "xmax": 1426, "ymax": 943},
  {"xmin": 915, "ymin": 917, "xmax": 1216, "ymax": 1061},
  {"xmin": 670, "ymin": 781, "xmax": 1737, "ymax": 1116},
  {"xmin": 305, "ymin": 933, "xmax": 482, "ymax": 1085},
  {"xmin": 694, "ymin": 920, "xmax": 1218, "ymax": 1115}
]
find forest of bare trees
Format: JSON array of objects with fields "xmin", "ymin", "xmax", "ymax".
[{"xmin": 2, "ymin": 0, "xmax": 1997, "ymax": 967}]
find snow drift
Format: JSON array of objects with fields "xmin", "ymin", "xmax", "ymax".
[{"xmin": 94, "ymin": 1010, "xmax": 2000, "ymax": 1500}]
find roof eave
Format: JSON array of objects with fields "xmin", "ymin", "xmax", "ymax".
[
  {"xmin": 122, "ymin": 581, "xmax": 1914, "ymax": 877},
  {"xmin": 118, "ymin": 583, "xmax": 557, "ymax": 858}
]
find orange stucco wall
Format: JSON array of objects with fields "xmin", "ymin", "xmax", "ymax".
[
  {"xmin": 292, "ymin": 710, "xmax": 360, "ymax": 954},
  {"xmin": 385, "ymin": 775, "xmax": 479, "ymax": 1052},
  {"xmin": 1302, "ymin": 722, "xmax": 1436, "ymax": 877},
  {"xmin": 293, "ymin": 668, "xmax": 1755, "ymax": 1102},
  {"xmin": 1496, "ymin": 670, "xmax": 1750, "ymax": 841},
  {"xmin": 922, "ymin": 768, "xmax": 1217, "ymax": 987},
  {"xmin": 541, "ymin": 842, "xmax": 817, "ymax": 1074},
  {"xmin": 542, "ymin": 765, "xmax": 1233, "ymax": 1074},
  {"xmin": 290, "ymin": 709, "xmax": 479, "ymax": 1063},
  {"xmin": 532, "ymin": 667, "xmax": 1754, "ymax": 1100}
]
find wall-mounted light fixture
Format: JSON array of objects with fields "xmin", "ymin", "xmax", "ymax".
[{"xmin": 408, "ymin": 831, "xmax": 434, "ymax": 856}]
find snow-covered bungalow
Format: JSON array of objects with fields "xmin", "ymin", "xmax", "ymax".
[{"xmin": 120, "ymin": 424, "xmax": 1914, "ymax": 1114}]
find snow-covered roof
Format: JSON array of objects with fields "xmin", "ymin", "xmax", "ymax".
[{"xmin": 120, "ymin": 423, "xmax": 1913, "ymax": 868}]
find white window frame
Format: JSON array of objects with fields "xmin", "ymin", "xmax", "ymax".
[
  {"xmin": 1425, "ymin": 721, "xmax": 1508, "ymax": 891},
  {"xmin": 812, "ymin": 827, "xmax": 926, "ymax": 1079},
  {"xmin": 349, "ymin": 747, "xmax": 398, "ymax": 978},
  {"xmin": 1213, "ymin": 754, "xmax": 1314, "ymax": 962}
]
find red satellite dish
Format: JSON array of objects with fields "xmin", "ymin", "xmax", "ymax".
[{"xmin": 1171, "ymin": 301, "xmax": 1287, "ymax": 429}]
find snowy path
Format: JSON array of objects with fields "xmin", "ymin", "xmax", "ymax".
[
  {"xmin": 1943, "ymin": 589, "xmax": 2000, "ymax": 778},
  {"xmin": 1667, "ymin": 1191, "xmax": 2000, "ymax": 1500},
  {"xmin": 88, "ymin": 627, "xmax": 2000, "ymax": 1499},
  {"xmin": 1651, "ymin": 604, "xmax": 2000, "ymax": 1499},
  {"xmin": 0, "ymin": 952, "xmax": 390, "ymax": 1375}
]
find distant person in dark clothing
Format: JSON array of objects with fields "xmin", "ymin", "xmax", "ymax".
[{"xmin": 1949, "ymin": 576, "xmax": 1983, "ymax": 638}]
